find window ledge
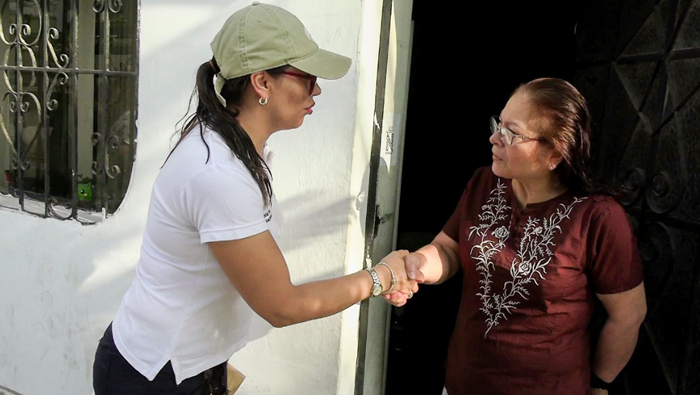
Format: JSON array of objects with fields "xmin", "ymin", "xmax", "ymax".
[{"xmin": 0, "ymin": 192, "xmax": 106, "ymax": 224}]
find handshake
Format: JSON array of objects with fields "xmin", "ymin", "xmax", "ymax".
[{"xmin": 372, "ymin": 249, "xmax": 427, "ymax": 308}]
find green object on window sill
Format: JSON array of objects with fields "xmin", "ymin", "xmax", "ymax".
[{"xmin": 78, "ymin": 181, "xmax": 93, "ymax": 201}]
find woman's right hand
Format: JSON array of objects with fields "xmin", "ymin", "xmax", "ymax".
[
  {"xmin": 381, "ymin": 251, "xmax": 431, "ymax": 307},
  {"xmin": 375, "ymin": 250, "xmax": 419, "ymax": 307}
]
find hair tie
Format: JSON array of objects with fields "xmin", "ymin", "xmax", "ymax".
[{"xmin": 208, "ymin": 58, "xmax": 220, "ymax": 73}]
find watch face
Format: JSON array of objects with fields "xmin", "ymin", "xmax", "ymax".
[{"xmin": 371, "ymin": 284, "xmax": 382, "ymax": 296}]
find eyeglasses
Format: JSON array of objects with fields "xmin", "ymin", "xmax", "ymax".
[
  {"xmin": 282, "ymin": 71, "xmax": 318, "ymax": 95},
  {"xmin": 490, "ymin": 116, "xmax": 543, "ymax": 146}
]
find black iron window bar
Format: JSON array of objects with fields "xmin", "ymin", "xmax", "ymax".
[{"xmin": 0, "ymin": 0, "xmax": 138, "ymax": 224}]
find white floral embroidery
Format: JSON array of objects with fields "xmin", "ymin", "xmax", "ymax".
[
  {"xmin": 493, "ymin": 226, "xmax": 509, "ymax": 239},
  {"xmin": 468, "ymin": 180, "xmax": 511, "ymax": 309},
  {"xmin": 468, "ymin": 180, "xmax": 585, "ymax": 336}
]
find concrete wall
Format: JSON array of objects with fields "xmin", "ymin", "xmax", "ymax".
[{"xmin": 0, "ymin": 1, "xmax": 407, "ymax": 394}]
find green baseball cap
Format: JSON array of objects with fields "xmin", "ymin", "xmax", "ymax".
[{"xmin": 211, "ymin": 2, "xmax": 351, "ymax": 82}]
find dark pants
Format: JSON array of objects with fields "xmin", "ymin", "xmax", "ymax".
[{"xmin": 93, "ymin": 323, "xmax": 227, "ymax": 395}]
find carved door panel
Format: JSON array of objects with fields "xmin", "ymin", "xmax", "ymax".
[{"xmin": 573, "ymin": 0, "xmax": 700, "ymax": 394}]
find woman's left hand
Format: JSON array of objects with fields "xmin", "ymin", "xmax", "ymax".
[
  {"xmin": 589, "ymin": 388, "xmax": 608, "ymax": 395},
  {"xmin": 382, "ymin": 290, "xmax": 412, "ymax": 307}
]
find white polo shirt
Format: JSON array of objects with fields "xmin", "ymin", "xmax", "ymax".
[{"xmin": 112, "ymin": 126, "xmax": 280, "ymax": 384}]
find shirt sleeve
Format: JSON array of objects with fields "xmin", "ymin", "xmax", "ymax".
[
  {"xmin": 183, "ymin": 164, "xmax": 270, "ymax": 244},
  {"xmin": 587, "ymin": 199, "xmax": 644, "ymax": 294},
  {"xmin": 443, "ymin": 187, "xmax": 467, "ymax": 242},
  {"xmin": 442, "ymin": 167, "xmax": 488, "ymax": 241}
]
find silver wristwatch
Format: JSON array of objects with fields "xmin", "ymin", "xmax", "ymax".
[{"xmin": 367, "ymin": 267, "xmax": 383, "ymax": 297}]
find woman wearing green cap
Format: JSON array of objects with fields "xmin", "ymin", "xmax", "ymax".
[{"xmin": 92, "ymin": 3, "xmax": 418, "ymax": 394}]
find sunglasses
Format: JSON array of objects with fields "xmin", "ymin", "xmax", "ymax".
[{"xmin": 282, "ymin": 71, "xmax": 318, "ymax": 95}]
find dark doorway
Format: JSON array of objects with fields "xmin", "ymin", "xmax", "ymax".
[{"xmin": 387, "ymin": 0, "xmax": 700, "ymax": 395}]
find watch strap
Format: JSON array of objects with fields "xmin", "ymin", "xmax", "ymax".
[
  {"xmin": 590, "ymin": 372, "xmax": 611, "ymax": 390},
  {"xmin": 366, "ymin": 267, "xmax": 383, "ymax": 297}
]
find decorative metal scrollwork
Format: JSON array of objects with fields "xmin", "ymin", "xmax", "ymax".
[
  {"xmin": 643, "ymin": 117, "xmax": 687, "ymax": 215},
  {"xmin": 0, "ymin": 0, "xmax": 138, "ymax": 221},
  {"xmin": 91, "ymin": 132, "xmax": 123, "ymax": 179},
  {"xmin": 91, "ymin": 132, "xmax": 104, "ymax": 176},
  {"xmin": 651, "ymin": 172, "xmax": 670, "ymax": 197},
  {"xmin": 0, "ymin": 0, "xmax": 42, "ymax": 47},
  {"xmin": 637, "ymin": 222, "xmax": 672, "ymax": 313},
  {"xmin": 106, "ymin": 163, "xmax": 121, "ymax": 179},
  {"xmin": 16, "ymin": 93, "xmax": 40, "ymax": 171},
  {"xmin": 0, "ymin": 0, "xmax": 68, "ymax": 180},
  {"xmin": 47, "ymin": 28, "xmax": 70, "ymax": 69},
  {"xmin": 0, "ymin": 0, "xmax": 41, "ymax": 91},
  {"xmin": 47, "ymin": 197, "xmax": 74, "ymax": 220},
  {"xmin": 646, "ymin": 168, "xmax": 686, "ymax": 215},
  {"xmin": 3, "ymin": 90, "xmax": 41, "ymax": 172},
  {"xmin": 93, "ymin": 0, "xmax": 123, "ymax": 14},
  {"xmin": 91, "ymin": 160, "xmax": 102, "ymax": 176},
  {"xmin": 0, "ymin": 92, "xmax": 16, "ymax": 156},
  {"xmin": 105, "ymin": 133, "xmax": 123, "ymax": 179},
  {"xmin": 618, "ymin": 167, "xmax": 646, "ymax": 206},
  {"xmin": 46, "ymin": 72, "xmax": 69, "ymax": 111}
]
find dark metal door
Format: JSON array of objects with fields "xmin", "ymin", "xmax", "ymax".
[{"xmin": 573, "ymin": 0, "xmax": 700, "ymax": 393}]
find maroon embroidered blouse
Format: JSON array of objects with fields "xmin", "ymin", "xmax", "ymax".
[{"xmin": 442, "ymin": 166, "xmax": 644, "ymax": 395}]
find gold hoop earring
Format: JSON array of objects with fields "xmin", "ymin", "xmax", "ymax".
[{"xmin": 258, "ymin": 97, "xmax": 268, "ymax": 106}]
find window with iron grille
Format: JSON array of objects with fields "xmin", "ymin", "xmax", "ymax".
[{"xmin": 0, "ymin": 0, "xmax": 138, "ymax": 223}]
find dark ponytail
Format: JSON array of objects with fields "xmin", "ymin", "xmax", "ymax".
[{"xmin": 165, "ymin": 58, "xmax": 273, "ymax": 205}]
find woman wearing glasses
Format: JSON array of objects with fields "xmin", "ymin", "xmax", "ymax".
[
  {"xmin": 384, "ymin": 78, "xmax": 647, "ymax": 395},
  {"xmin": 92, "ymin": 3, "xmax": 417, "ymax": 395}
]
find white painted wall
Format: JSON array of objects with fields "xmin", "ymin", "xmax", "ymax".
[{"xmin": 0, "ymin": 1, "xmax": 410, "ymax": 395}]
